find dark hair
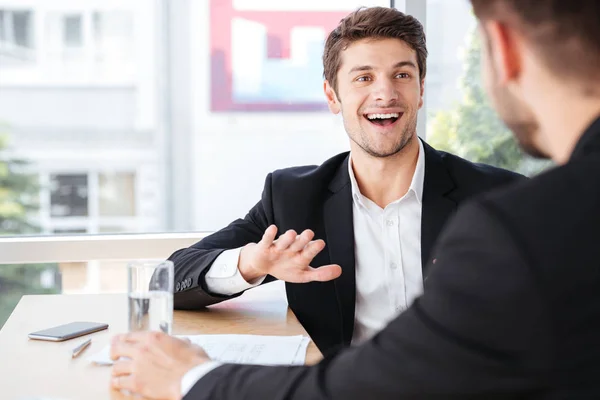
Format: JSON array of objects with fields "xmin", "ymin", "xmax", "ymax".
[
  {"xmin": 471, "ymin": 0, "xmax": 600, "ymax": 81},
  {"xmin": 322, "ymin": 7, "xmax": 427, "ymax": 95}
]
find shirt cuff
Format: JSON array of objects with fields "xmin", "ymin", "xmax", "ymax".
[
  {"xmin": 180, "ymin": 361, "xmax": 223, "ymax": 397},
  {"xmin": 204, "ymin": 247, "xmax": 267, "ymax": 295}
]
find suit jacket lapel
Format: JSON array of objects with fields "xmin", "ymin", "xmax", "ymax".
[
  {"xmin": 323, "ymin": 155, "xmax": 356, "ymax": 346},
  {"xmin": 421, "ymin": 141, "xmax": 457, "ymax": 276}
]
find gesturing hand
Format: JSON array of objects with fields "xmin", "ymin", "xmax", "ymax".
[{"xmin": 238, "ymin": 225, "xmax": 342, "ymax": 283}]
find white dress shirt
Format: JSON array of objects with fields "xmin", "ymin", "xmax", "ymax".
[
  {"xmin": 349, "ymin": 139, "xmax": 425, "ymax": 343},
  {"xmin": 180, "ymin": 139, "xmax": 426, "ymax": 390},
  {"xmin": 204, "ymin": 247, "xmax": 267, "ymax": 292}
]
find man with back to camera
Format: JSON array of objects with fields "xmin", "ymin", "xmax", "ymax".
[
  {"xmin": 111, "ymin": 0, "xmax": 600, "ymax": 398},
  {"xmin": 164, "ymin": 6, "xmax": 522, "ymax": 356}
]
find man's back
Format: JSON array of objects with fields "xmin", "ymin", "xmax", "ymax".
[
  {"xmin": 401, "ymin": 122, "xmax": 600, "ymax": 397},
  {"xmin": 186, "ymin": 121, "xmax": 600, "ymax": 400},
  {"xmin": 484, "ymin": 125, "xmax": 600, "ymax": 394}
]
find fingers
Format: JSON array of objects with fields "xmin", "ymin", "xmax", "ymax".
[
  {"xmin": 300, "ymin": 264, "xmax": 342, "ymax": 282},
  {"xmin": 259, "ymin": 226, "xmax": 323, "ymax": 257},
  {"xmin": 112, "ymin": 331, "xmax": 164, "ymax": 345},
  {"xmin": 112, "ymin": 359, "xmax": 133, "ymax": 377},
  {"xmin": 287, "ymin": 229, "xmax": 315, "ymax": 252},
  {"xmin": 274, "ymin": 229, "xmax": 297, "ymax": 251},
  {"xmin": 110, "ymin": 340, "xmax": 140, "ymax": 361},
  {"xmin": 259, "ymin": 225, "xmax": 278, "ymax": 247},
  {"xmin": 110, "ymin": 331, "xmax": 166, "ymax": 360},
  {"xmin": 300, "ymin": 239, "xmax": 326, "ymax": 260},
  {"xmin": 111, "ymin": 374, "xmax": 136, "ymax": 393}
]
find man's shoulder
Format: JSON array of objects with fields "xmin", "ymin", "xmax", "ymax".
[
  {"xmin": 475, "ymin": 155, "xmax": 600, "ymax": 238},
  {"xmin": 423, "ymin": 143, "xmax": 525, "ymax": 200},
  {"xmin": 435, "ymin": 148, "xmax": 525, "ymax": 185}
]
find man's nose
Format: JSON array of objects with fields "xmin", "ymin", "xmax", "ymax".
[{"xmin": 372, "ymin": 78, "xmax": 399, "ymax": 103}]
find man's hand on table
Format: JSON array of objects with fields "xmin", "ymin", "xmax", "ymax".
[{"xmin": 110, "ymin": 331, "xmax": 211, "ymax": 400}]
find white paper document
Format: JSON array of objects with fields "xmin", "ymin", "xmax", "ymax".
[{"xmin": 89, "ymin": 334, "xmax": 311, "ymax": 366}]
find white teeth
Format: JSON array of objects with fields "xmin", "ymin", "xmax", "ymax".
[{"xmin": 366, "ymin": 113, "xmax": 400, "ymax": 120}]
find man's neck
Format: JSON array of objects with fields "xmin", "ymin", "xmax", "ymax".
[
  {"xmin": 350, "ymin": 136, "xmax": 420, "ymax": 209},
  {"xmin": 536, "ymin": 86, "xmax": 600, "ymax": 164}
]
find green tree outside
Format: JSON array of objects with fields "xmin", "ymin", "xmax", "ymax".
[
  {"xmin": 0, "ymin": 124, "xmax": 60, "ymax": 328},
  {"xmin": 428, "ymin": 28, "xmax": 553, "ymax": 176}
]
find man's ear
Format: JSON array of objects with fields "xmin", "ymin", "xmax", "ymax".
[
  {"xmin": 483, "ymin": 20, "xmax": 521, "ymax": 85},
  {"xmin": 324, "ymin": 80, "xmax": 341, "ymax": 114}
]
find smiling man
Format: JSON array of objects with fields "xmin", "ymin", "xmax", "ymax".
[{"xmin": 166, "ymin": 7, "xmax": 522, "ymax": 357}]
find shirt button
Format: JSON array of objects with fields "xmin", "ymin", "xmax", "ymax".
[
  {"xmin": 390, "ymin": 263, "xmax": 398, "ymax": 270},
  {"xmin": 386, "ymin": 219, "xmax": 394, "ymax": 227}
]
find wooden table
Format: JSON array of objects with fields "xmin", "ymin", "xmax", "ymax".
[{"xmin": 0, "ymin": 283, "xmax": 322, "ymax": 400}]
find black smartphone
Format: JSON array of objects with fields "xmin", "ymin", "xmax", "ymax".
[{"xmin": 28, "ymin": 321, "xmax": 109, "ymax": 341}]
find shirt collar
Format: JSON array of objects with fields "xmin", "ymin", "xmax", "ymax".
[{"xmin": 348, "ymin": 138, "xmax": 425, "ymax": 206}]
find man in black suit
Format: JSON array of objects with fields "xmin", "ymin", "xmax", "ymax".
[
  {"xmin": 110, "ymin": 0, "xmax": 600, "ymax": 398},
  {"xmin": 166, "ymin": 7, "xmax": 520, "ymax": 356}
]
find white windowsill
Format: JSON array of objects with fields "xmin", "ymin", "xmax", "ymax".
[{"xmin": 0, "ymin": 232, "xmax": 211, "ymax": 264}]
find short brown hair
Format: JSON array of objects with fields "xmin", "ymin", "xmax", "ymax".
[
  {"xmin": 322, "ymin": 7, "xmax": 427, "ymax": 95},
  {"xmin": 471, "ymin": 0, "xmax": 600, "ymax": 81}
]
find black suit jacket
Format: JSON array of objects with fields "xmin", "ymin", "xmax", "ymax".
[
  {"xmin": 185, "ymin": 119, "xmax": 600, "ymax": 399},
  {"xmin": 171, "ymin": 140, "xmax": 522, "ymax": 354}
]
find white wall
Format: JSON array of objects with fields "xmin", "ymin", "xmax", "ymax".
[{"xmin": 189, "ymin": 0, "xmax": 355, "ymax": 231}]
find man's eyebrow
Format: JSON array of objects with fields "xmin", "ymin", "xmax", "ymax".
[
  {"xmin": 392, "ymin": 61, "xmax": 417, "ymax": 70},
  {"xmin": 348, "ymin": 61, "xmax": 417, "ymax": 74},
  {"xmin": 348, "ymin": 65, "xmax": 373, "ymax": 74}
]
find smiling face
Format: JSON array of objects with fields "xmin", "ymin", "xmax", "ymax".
[{"xmin": 325, "ymin": 38, "xmax": 424, "ymax": 158}]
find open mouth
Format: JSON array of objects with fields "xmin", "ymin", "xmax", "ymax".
[{"xmin": 364, "ymin": 112, "xmax": 402, "ymax": 127}]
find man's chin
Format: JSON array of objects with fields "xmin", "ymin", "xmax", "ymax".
[
  {"xmin": 520, "ymin": 146, "xmax": 552, "ymax": 160},
  {"xmin": 365, "ymin": 149, "xmax": 402, "ymax": 158},
  {"xmin": 509, "ymin": 122, "xmax": 550, "ymax": 160},
  {"xmin": 519, "ymin": 141, "xmax": 551, "ymax": 160},
  {"xmin": 362, "ymin": 141, "xmax": 412, "ymax": 159}
]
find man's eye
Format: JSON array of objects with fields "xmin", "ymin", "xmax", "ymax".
[
  {"xmin": 356, "ymin": 76, "xmax": 371, "ymax": 82},
  {"xmin": 396, "ymin": 73, "xmax": 410, "ymax": 79}
]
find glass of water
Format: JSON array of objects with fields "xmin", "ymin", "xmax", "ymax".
[{"xmin": 127, "ymin": 259, "xmax": 174, "ymax": 334}]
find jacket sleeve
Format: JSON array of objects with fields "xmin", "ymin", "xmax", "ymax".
[
  {"xmin": 172, "ymin": 173, "xmax": 277, "ymax": 310},
  {"xmin": 185, "ymin": 200, "xmax": 553, "ymax": 399}
]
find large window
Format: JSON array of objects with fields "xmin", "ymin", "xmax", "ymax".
[
  {"xmin": 0, "ymin": 0, "xmax": 152, "ymax": 238},
  {"xmin": 424, "ymin": 0, "xmax": 552, "ymax": 176},
  {"xmin": 0, "ymin": 0, "xmax": 554, "ymax": 236}
]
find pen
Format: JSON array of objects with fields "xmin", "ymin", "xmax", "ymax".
[{"xmin": 72, "ymin": 338, "xmax": 92, "ymax": 358}]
